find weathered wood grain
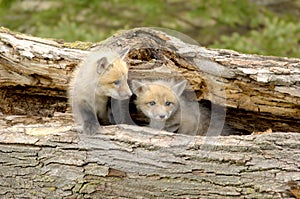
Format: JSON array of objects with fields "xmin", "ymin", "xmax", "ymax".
[{"xmin": 0, "ymin": 113, "xmax": 299, "ymax": 198}]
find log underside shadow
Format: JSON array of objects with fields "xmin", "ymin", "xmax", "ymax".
[{"xmin": 0, "ymin": 85, "xmax": 298, "ymax": 134}]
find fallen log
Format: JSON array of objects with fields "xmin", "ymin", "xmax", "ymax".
[
  {"xmin": 0, "ymin": 27, "xmax": 299, "ymax": 133},
  {"xmin": 0, "ymin": 113, "xmax": 299, "ymax": 198},
  {"xmin": 0, "ymin": 27, "xmax": 299, "ymax": 198}
]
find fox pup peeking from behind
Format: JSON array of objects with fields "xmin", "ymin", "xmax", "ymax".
[
  {"xmin": 69, "ymin": 47, "xmax": 132, "ymax": 134},
  {"xmin": 132, "ymin": 79, "xmax": 201, "ymax": 135}
]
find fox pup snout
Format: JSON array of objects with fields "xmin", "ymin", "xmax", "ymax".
[
  {"xmin": 101, "ymin": 76, "xmax": 132, "ymax": 100},
  {"xmin": 143, "ymin": 100, "xmax": 174, "ymax": 121}
]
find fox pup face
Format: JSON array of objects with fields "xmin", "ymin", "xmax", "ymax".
[
  {"xmin": 132, "ymin": 80, "xmax": 187, "ymax": 121},
  {"xmin": 96, "ymin": 48, "xmax": 132, "ymax": 100}
]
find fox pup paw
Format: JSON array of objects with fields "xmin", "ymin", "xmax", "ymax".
[
  {"xmin": 84, "ymin": 122, "xmax": 102, "ymax": 135},
  {"xmin": 73, "ymin": 122, "xmax": 102, "ymax": 135}
]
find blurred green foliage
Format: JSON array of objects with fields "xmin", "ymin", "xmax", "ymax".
[{"xmin": 0, "ymin": 0, "xmax": 299, "ymax": 57}]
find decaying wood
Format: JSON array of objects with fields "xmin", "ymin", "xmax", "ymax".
[
  {"xmin": 0, "ymin": 27, "xmax": 299, "ymax": 133},
  {"xmin": 0, "ymin": 114, "xmax": 299, "ymax": 199},
  {"xmin": 0, "ymin": 27, "xmax": 299, "ymax": 198}
]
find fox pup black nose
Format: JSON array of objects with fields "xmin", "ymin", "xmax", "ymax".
[{"xmin": 160, "ymin": 115, "xmax": 166, "ymax": 119}]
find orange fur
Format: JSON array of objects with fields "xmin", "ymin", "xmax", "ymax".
[
  {"xmin": 134, "ymin": 83, "xmax": 179, "ymax": 122},
  {"xmin": 132, "ymin": 79, "xmax": 200, "ymax": 134},
  {"xmin": 132, "ymin": 79, "xmax": 234, "ymax": 136}
]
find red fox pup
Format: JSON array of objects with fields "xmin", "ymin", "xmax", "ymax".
[
  {"xmin": 132, "ymin": 79, "xmax": 201, "ymax": 135},
  {"xmin": 69, "ymin": 47, "xmax": 132, "ymax": 134}
]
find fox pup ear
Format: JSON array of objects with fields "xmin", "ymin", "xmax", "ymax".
[
  {"xmin": 131, "ymin": 80, "xmax": 148, "ymax": 96},
  {"xmin": 96, "ymin": 57, "xmax": 109, "ymax": 74},
  {"xmin": 119, "ymin": 47, "xmax": 130, "ymax": 60},
  {"xmin": 172, "ymin": 80, "xmax": 187, "ymax": 96}
]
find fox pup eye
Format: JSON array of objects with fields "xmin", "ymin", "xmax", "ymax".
[
  {"xmin": 149, "ymin": 101, "xmax": 156, "ymax": 106},
  {"xmin": 165, "ymin": 101, "xmax": 172, "ymax": 106},
  {"xmin": 113, "ymin": 80, "xmax": 121, "ymax": 85}
]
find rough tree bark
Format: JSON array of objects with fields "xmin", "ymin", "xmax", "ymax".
[
  {"xmin": 0, "ymin": 27, "xmax": 299, "ymax": 132},
  {"xmin": 0, "ymin": 27, "xmax": 299, "ymax": 198},
  {"xmin": 0, "ymin": 115, "xmax": 299, "ymax": 199}
]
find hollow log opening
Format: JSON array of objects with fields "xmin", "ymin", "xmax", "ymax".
[{"xmin": 0, "ymin": 27, "xmax": 299, "ymax": 135}]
